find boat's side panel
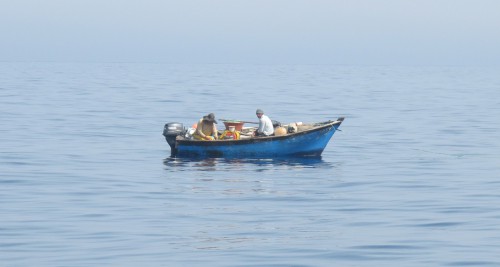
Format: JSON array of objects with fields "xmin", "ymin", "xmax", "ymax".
[{"xmin": 175, "ymin": 123, "xmax": 340, "ymax": 157}]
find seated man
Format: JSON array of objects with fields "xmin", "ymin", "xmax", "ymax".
[
  {"xmin": 192, "ymin": 113, "xmax": 218, "ymax": 141},
  {"xmin": 254, "ymin": 109, "xmax": 274, "ymax": 137}
]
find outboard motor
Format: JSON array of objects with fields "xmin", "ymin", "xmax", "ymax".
[{"xmin": 163, "ymin": 122, "xmax": 185, "ymax": 152}]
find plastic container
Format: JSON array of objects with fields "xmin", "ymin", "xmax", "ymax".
[{"xmin": 223, "ymin": 121, "xmax": 245, "ymax": 131}]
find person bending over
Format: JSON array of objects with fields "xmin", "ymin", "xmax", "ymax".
[{"xmin": 193, "ymin": 113, "xmax": 218, "ymax": 140}]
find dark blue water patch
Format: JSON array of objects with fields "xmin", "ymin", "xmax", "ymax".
[
  {"xmin": 385, "ymin": 183, "xmax": 440, "ymax": 189},
  {"xmin": 0, "ymin": 223, "xmax": 49, "ymax": 233},
  {"xmin": 415, "ymin": 222, "xmax": 463, "ymax": 228},
  {"xmin": 108, "ymin": 86, "xmax": 139, "ymax": 90},
  {"xmin": 0, "ymin": 242, "xmax": 32, "ymax": 248},
  {"xmin": 332, "ymin": 181, "xmax": 380, "ymax": 188},
  {"xmin": 439, "ymin": 129, "xmax": 466, "ymax": 134},
  {"xmin": 460, "ymin": 193, "xmax": 500, "ymax": 201},
  {"xmin": 234, "ymin": 264, "xmax": 311, "ymax": 267},
  {"xmin": 438, "ymin": 206, "xmax": 486, "ymax": 214},
  {"xmin": 156, "ymin": 99, "xmax": 183, "ymax": 103},
  {"xmin": 346, "ymin": 221, "xmax": 387, "ymax": 227},
  {"xmin": 199, "ymin": 91, "xmax": 218, "ymax": 96},
  {"xmin": 320, "ymin": 250, "xmax": 408, "ymax": 261},
  {"xmin": 75, "ymin": 213, "xmax": 111, "ymax": 219},
  {"xmin": 0, "ymin": 179, "xmax": 29, "ymax": 184},
  {"xmin": 1, "ymin": 161, "xmax": 32, "ymax": 166},
  {"xmin": 351, "ymin": 244, "xmax": 424, "ymax": 250},
  {"xmin": 332, "ymin": 207, "xmax": 385, "ymax": 213},
  {"xmin": 446, "ymin": 261, "xmax": 500, "ymax": 266}
]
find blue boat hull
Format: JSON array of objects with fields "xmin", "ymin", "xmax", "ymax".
[{"xmin": 167, "ymin": 118, "xmax": 344, "ymax": 158}]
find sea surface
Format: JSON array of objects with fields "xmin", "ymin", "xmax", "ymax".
[{"xmin": 1, "ymin": 62, "xmax": 499, "ymax": 266}]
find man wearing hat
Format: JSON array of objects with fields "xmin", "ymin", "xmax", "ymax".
[
  {"xmin": 254, "ymin": 109, "xmax": 274, "ymax": 137},
  {"xmin": 193, "ymin": 113, "xmax": 218, "ymax": 141}
]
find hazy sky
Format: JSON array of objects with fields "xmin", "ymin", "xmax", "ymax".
[{"xmin": 1, "ymin": 0, "xmax": 499, "ymax": 65}]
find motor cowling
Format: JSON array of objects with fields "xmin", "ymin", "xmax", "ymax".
[
  {"xmin": 163, "ymin": 122, "xmax": 185, "ymax": 151},
  {"xmin": 163, "ymin": 122, "xmax": 184, "ymax": 137}
]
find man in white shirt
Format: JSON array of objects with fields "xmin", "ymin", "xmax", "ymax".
[{"xmin": 254, "ymin": 109, "xmax": 274, "ymax": 136}]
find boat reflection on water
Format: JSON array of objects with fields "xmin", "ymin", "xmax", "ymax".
[{"xmin": 162, "ymin": 156, "xmax": 335, "ymax": 171}]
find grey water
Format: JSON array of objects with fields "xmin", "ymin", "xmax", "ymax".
[{"xmin": 1, "ymin": 62, "xmax": 499, "ymax": 266}]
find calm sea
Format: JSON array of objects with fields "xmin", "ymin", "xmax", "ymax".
[{"xmin": 1, "ymin": 62, "xmax": 499, "ymax": 266}]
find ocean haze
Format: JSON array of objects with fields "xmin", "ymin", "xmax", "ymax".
[{"xmin": 1, "ymin": 0, "xmax": 499, "ymax": 65}]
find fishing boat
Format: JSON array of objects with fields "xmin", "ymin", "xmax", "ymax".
[{"xmin": 163, "ymin": 117, "xmax": 344, "ymax": 158}]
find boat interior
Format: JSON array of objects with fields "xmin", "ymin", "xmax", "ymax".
[{"xmin": 180, "ymin": 119, "xmax": 341, "ymax": 141}]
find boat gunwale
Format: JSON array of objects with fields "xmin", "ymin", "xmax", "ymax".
[{"xmin": 176, "ymin": 119, "xmax": 343, "ymax": 147}]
